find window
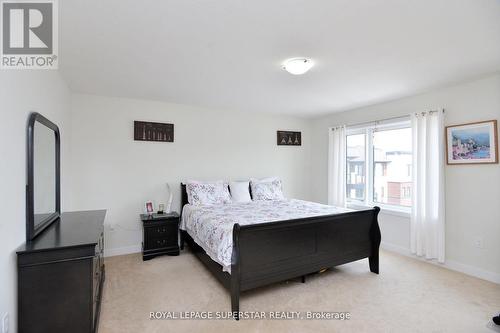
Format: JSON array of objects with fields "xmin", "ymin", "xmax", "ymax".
[
  {"xmin": 373, "ymin": 127, "xmax": 412, "ymax": 207},
  {"xmin": 345, "ymin": 119, "xmax": 412, "ymax": 211}
]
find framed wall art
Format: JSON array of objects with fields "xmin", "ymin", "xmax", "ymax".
[
  {"xmin": 446, "ymin": 120, "xmax": 498, "ymax": 165},
  {"xmin": 134, "ymin": 121, "xmax": 174, "ymax": 142},
  {"xmin": 277, "ymin": 130, "xmax": 301, "ymax": 146}
]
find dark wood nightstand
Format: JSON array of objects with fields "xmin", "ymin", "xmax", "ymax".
[{"xmin": 141, "ymin": 212, "xmax": 180, "ymax": 261}]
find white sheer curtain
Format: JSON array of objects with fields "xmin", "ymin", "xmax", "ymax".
[
  {"xmin": 328, "ymin": 126, "xmax": 346, "ymax": 207},
  {"xmin": 411, "ymin": 110, "xmax": 446, "ymax": 263}
]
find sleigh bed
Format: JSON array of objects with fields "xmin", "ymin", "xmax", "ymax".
[{"xmin": 179, "ymin": 183, "xmax": 381, "ymax": 319}]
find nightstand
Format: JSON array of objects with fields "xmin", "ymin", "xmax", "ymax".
[{"xmin": 141, "ymin": 212, "xmax": 180, "ymax": 261}]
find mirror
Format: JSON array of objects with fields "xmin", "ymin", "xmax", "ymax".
[{"xmin": 26, "ymin": 112, "xmax": 60, "ymax": 241}]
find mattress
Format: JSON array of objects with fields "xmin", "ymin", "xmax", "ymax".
[{"xmin": 180, "ymin": 199, "xmax": 351, "ymax": 273}]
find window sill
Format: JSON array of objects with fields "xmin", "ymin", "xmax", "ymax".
[{"xmin": 347, "ymin": 203, "xmax": 411, "ymax": 218}]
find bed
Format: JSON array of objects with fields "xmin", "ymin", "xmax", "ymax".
[{"xmin": 179, "ymin": 183, "xmax": 381, "ymax": 319}]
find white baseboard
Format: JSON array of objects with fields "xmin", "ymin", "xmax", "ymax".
[
  {"xmin": 380, "ymin": 241, "xmax": 411, "ymax": 256},
  {"xmin": 104, "ymin": 244, "xmax": 141, "ymax": 257},
  {"xmin": 381, "ymin": 241, "xmax": 500, "ymax": 284},
  {"xmin": 444, "ymin": 259, "xmax": 500, "ymax": 284}
]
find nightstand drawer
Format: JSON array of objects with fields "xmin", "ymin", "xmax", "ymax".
[
  {"xmin": 145, "ymin": 222, "xmax": 178, "ymax": 240},
  {"xmin": 148, "ymin": 238, "xmax": 177, "ymax": 250}
]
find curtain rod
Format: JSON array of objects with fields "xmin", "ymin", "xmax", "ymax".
[
  {"xmin": 343, "ymin": 114, "xmax": 410, "ymax": 129},
  {"xmin": 338, "ymin": 109, "xmax": 445, "ymax": 129}
]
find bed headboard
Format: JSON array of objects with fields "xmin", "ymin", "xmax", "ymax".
[
  {"xmin": 180, "ymin": 183, "xmax": 188, "ymax": 214},
  {"xmin": 180, "ymin": 182, "xmax": 253, "ymax": 214}
]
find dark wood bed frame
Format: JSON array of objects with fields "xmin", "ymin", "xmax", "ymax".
[{"xmin": 179, "ymin": 184, "xmax": 381, "ymax": 320}]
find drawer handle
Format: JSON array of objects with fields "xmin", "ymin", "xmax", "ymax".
[
  {"xmin": 156, "ymin": 228, "xmax": 167, "ymax": 233},
  {"xmin": 156, "ymin": 239, "xmax": 167, "ymax": 245}
]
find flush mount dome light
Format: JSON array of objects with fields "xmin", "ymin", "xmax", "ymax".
[{"xmin": 282, "ymin": 58, "xmax": 314, "ymax": 75}]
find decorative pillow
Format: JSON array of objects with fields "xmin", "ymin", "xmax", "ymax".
[
  {"xmin": 229, "ymin": 181, "xmax": 251, "ymax": 203},
  {"xmin": 250, "ymin": 179, "xmax": 285, "ymax": 201},
  {"xmin": 186, "ymin": 181, "xmax": 231, "ymax": 205}
]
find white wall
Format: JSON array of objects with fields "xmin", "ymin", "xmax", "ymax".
[
  {"xmin": 0, "ymin": 71, "xmax": 71, "ymax": 333},
  {"xmin": 69, "ymin": 94, "xmax": 312, "ymax": 255},
  {"xmin": 310, "ymin": 73, "xmax": 500, "ymax": 282}
]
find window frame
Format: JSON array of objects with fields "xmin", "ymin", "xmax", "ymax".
[{"xmin": 345, "ymin": 119, "xmax": 412, "ymax": 216}]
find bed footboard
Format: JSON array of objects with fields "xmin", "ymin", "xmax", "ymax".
[{"xmin": 230, "ymin": 207, "xmax": 381, "ymax": 318}]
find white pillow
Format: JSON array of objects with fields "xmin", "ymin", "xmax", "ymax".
[
  {"xmin": 229, "ymin": 181, "xmax": 251, "ymax": 203},
  {"xmin": 250, "ymin": 178, "xmax": 285, "ymax": 201},
  {"xmin": 186, "ymin": 180, "xmax": 231, "ymax": 205}
]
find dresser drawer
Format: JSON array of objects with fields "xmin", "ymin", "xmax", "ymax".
[
  {"xmin": 93, "ymin": 255, "xmax": 103, "ymax": 302},
  {"xmin": 93, "ymin": 232, "xmax": 104, "ymax": 304}
]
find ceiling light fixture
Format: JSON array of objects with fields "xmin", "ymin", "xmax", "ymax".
[{"xmin": 282, "ymin": 58, "xmax": 314, "ymax": 75}]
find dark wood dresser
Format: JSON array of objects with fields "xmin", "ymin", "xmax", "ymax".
[
  {"xmin": 16, "ymin": 210, "xmax": 106, "ymax": 333},
  {"xmin": 141, "ymin": 212, "xmax": 180, "ymax": 260}
]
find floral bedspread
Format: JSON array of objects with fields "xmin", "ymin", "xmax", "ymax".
[{"xmin": 181, "ymin": 199, "xmax": 351, "ymax": 273}]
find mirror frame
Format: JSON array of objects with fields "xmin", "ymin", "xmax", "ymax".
[{"xmin": 26, "ymin": 112, "xmax": 61, "ymax": 241}]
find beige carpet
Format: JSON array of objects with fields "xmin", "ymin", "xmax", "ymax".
[{"xmin": 99, "ymin": 250, "xmax": 500, "ymax": 333}]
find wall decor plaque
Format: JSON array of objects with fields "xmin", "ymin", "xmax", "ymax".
[
  {"xmin": 277, "ymin": 130, "xmax": 301, "ymax": 146},
  {"xmin": 134, "ymin": 121, "xmax": 174, "ymax": 142}
]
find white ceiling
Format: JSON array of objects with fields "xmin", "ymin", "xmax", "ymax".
[{"xmin": 59, "ymin": 0, "xmax": 500, "ymax": 117}]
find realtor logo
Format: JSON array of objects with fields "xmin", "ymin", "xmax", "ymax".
[{"xmin": 1, "ymin": 0, "xmax": 58, "ymax": 69}]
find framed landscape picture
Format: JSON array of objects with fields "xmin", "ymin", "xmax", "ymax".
[{"xmin": 446, "ymin": 120, "xmax": 498, "ymax": 165}]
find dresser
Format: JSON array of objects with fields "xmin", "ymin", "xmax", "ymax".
[
  {"xmin": 141, "ymin": 212, "xmax": 180, "ymax": 260},
  {"xmin": 16, "ymin": 210, "xmax": 106, "ymax": 333}
]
